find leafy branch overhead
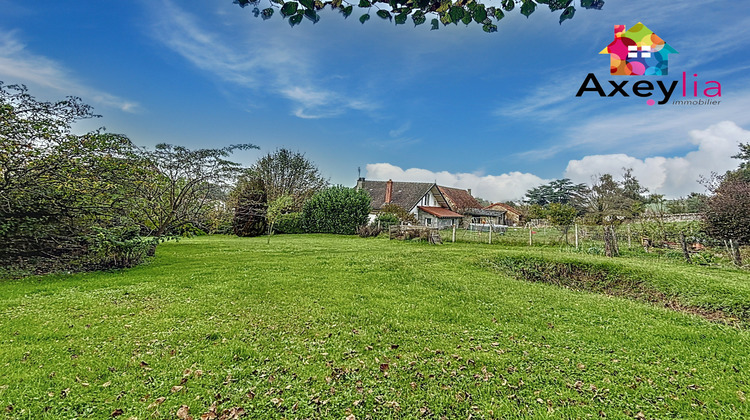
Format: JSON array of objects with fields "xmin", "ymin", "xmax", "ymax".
[{"xmin": 233, "ymin": 0, "xmax": 604, "ymax": 33}]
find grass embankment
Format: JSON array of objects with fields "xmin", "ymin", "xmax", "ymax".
[{"xmin": 1, "ymin": 235, "xmax": 749, "ymax": 419}]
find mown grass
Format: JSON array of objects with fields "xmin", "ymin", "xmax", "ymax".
[{"xmin": 1, "ymin": 235, "xmax": 749, "ymax": 419}]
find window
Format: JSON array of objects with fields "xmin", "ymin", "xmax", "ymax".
[
  {"xmin": 425, "ymin": 217, "xmax": 432, "ymax": 225},
  {"xmin": 627, "ymin": 45, "xmax": 651, "ymax": 58}
]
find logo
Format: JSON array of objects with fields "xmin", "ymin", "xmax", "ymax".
[
  {"xmin": 599, "ymin": 22, "xmax": 677, "ymax": 76},
  {"xmin": 575, "ymin": 22, "xmax": 722, "ymax": 106}
]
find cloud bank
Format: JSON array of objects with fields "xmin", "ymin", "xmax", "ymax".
[
  {"xmin": 367, "ymin": 121, "xmax": 747, "ymax": 202},
  {"xmin": 564, "ymin": 120, "xmax": 746, "ymax": 198}
]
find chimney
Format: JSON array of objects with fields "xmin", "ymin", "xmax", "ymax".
[
  {"xmin": 467, "ymin": 188, "xmax": 472, "ymax": 196},
  {"xmin": 356, "ymin": 176, "xmax": 365, "ymax": 190},
  {"xmin": 385, "ymin": 179, "xmax": 393, "ymax": 204}
]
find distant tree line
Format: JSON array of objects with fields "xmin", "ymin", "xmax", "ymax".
[{"xmin": 516, "ymin": 150, "xmax": 749, "ymax": 262}]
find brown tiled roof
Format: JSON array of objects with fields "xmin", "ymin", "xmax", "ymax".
[
  {"xmin": 437, "ymin": 186, "xmax": 481, "ymax": 212},
  {"xmin": 485, "ymin": 202, "xmax": 522, "ymax": 215},
  {"xmin": 417, "ymin": 206, "xmax": 463, "ymax": 218},
  {"xmin": 359, "ymin": 180, "xmax": 434, "ymax": 211},
  {"xmin": 464, "ymin": 208, "xmax": 506, "ymax": 217}
]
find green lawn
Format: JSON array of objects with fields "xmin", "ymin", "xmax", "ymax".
[{"xmin": 1, "ymin": 235, "xmax": 749, "ymax": 419}]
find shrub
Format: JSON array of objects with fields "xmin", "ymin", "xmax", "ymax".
[
  {"xmin": 274, "ymin": 212, "xmax": 305, "ymax": 234},
  {"xmin": 81, "ymin": 225, "xmax": 157, "ymax": 270},
  {"xmin": 375, "ymin": 212, "xmax": 400, "ymax": 229},
  {"xmin": 303, "ymin": 186, "xmax": 371, "ymax": 235}
]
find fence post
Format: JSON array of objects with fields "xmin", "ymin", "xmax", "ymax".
[
  {"xmin": 575, "ymin": 224, "xmax": 579, "ymax": 250},
  {"xmin": 626, "ymin": 225, "xmax": 631, "ymax": 249},
  {"xmin": 680, "ymin": 232, "xmax": 692, "ymax": 264},
  {"xmin": 452, "ymin": 224, "xmax": 456, "ymax": 243},
  {"xmin": 489, "ymin": 223, "xmax": 493, "ymax": 244},
  {"xmin": 529, "ymin": 226, "xmax": 533, "ymax": 246}
]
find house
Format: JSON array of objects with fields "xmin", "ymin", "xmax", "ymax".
[
  {"xmin": 599, "ymin": 22, "xmax": 677, "ymax": 76},
  {"xmin": 438, "ymin": 186, "xmax": 506, "ymax": 226},
  {"xmin": 355, "ymin": 178, "xmax": 505, "ymax": 229},
  {"xmin": 484, "ymin": 202, "xmax": 523, "ymax": 226}
]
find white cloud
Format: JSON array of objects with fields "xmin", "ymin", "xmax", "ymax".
[
  {"xmin": 365, "ymin": 162, "xmax": 548, "ymax": 202},
  {"xmin": 147, "ymin": 0, "xmax": 376, "ymax": 119},
  {"xmin": 564, "ymin": 120, "xmax": 746, "ymax": 197},
  {"xmin": 0, "ymin": 30, "xmax": 139, "ymax": 112}
]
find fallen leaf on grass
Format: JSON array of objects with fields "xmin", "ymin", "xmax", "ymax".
[
  {"xmin": 148, "ymin": 397, "xmax": 166, "ymax": 409},
  {"xmin": 171, "ymin": 386, "xmax": 184, "ymax": 393},
  {"xmin": 218, "ymin": 407, "xmax": 246, "ymax": 419},
  {"xmin": 110, "ymin": 408, "xmax": 124, "ymax": 417},
  {"xmin": 176, "ymin": 404, "xmax": 191, "ymax": 419}
]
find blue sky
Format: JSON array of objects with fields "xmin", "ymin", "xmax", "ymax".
[{"xmin": 2, "ymin": 0, "xmax": 749, "ymax": 200}]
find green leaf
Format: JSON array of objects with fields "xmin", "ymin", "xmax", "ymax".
[
  {"xmin": 271, "ymin": 0, "xmax": 284, "ymax": 5},
  {"xmin": 359, "ymin": 13, "xmax": 371, "ymax": 23},
  {"xmin": 430, "ymin": 18, "xmax": 439, "ymax": 30},
  {"xmin": 359, "ymin": 0, "xmax": 371, "ymax": 7},
  {"xmin": 466, "ymin": 1, "xmax": 477, "ymax": 12},
  {"xmin": 395, "ymin": 12, "xmax": 408, "ymax": 24},
  {"xmin": 377, "ymin": 9, "xmax": 392, "ymax": 19},
  {"xmin": 261, "ymin": 7, "xmax": 274, "ymax": 20},
  {"xmin": 483, "ymin": 23, "xmax": 497, "ymax": 33},
  {"xmin": 448, "ymin": 6, "xmax": 464, "ymax": 24},
  {"xmin": 473, "ymin": 5, "xmax": 487, "ymax": 23},
  {"xmin": 461, "ymin": 14, "xmax": 472, "ymax": 25},
  {"xmin": 581, "ymin": 0, "xmax": 604, "ymax": 9},
  {"xmin": 548, "ymin": 0, "xmax": 571, "ymax": 11},
  {"xmin": 299, "ymin": 0, "xmax": 314, "ymax": 9},
  {"xmin": 559, "ymin": 5, "xmax": 575, "ymax": 23},
  {"xmin": 502, "ymin": 0, "xmax": 514, "ymax": 12},
  {"xmin": 494, "ymin": 8, "xmax": 505, "ymax": 20},
  {"xmin": 304, "ymin": 8, "xmax": 320, "ymax": 22},
  {"xmin": 520, "ymin": 0, "xmax": 535, "ymax": 17},
  {"xmin": 342, "ymin": 4, "xmax": 354, "ymax": 16},
  {"xmin": 440, "ymin": 13, "xmax": 452, "ymax": 25},
  {"xmin": 412, "ymin": 10, "xmax": 426, "ymax": 25},
  {"xmin": 330, "ymin": 0, "xmax": 343, "ymax": 8},
  {"xmin": 281, "ymin": 2, "xmax": 298, "ymax": 16},
  {"xmin": 288, "ymin": 14, "xmax": 303, "ymax": 26}
]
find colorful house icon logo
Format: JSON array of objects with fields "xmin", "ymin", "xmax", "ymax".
[{"xmin": 599, "ymin": 22, "xmax": 678, "ymax": 76}]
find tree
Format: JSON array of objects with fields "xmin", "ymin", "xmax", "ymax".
[
  {"xmin": 703, "ymin": 143, "xmax": 750, "ymax": 266},
  {"xmin": 380, "ymin": 203, "xmax": 417, "ymax": 224},
  {"xmin": 583, "ymin": 171, "xmax": 646, "ymax": 257},
  {"xmin": 546, "ymin": 202, "xmax": 577, "ymax": 244},
  {"xmin": 303, "ymin": 185, "xmax": 371, "ymax": 234},
  {"xmin": 266, "ymin": 194, "xmax": 293, "ymax": 242},
  {"xmin": 666, "ymin": 193, "xmax": 707, "ymax": 214},
  {"xmin": 250, "ymin": 148, "xmax": 328, "ymax": 211},
  {"xmin": 0, "ymin": 83, "xmax": 152, "ymax": 273},
  {"xmin": 524, "ymin": 178, "xmax": 588, "ymax": 211},
  {"xmin": 233, "ymin": 0, "xmax": 603, "ymax": 33},
  {"xmin": 231, "ymin": 174, "xmax": 268, "ymax": 237},
  {"xmin": 135, "ymin": 143, "xmax": 258, "ymax": 236},
  {"xmin": 732, "ymin": 142, "xmax": 750, "ymax": 171}
]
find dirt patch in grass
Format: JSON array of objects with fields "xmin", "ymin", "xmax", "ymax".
[{"xmin": 486, "ymin": 255, "xmax": 743, "ymax": 328}]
